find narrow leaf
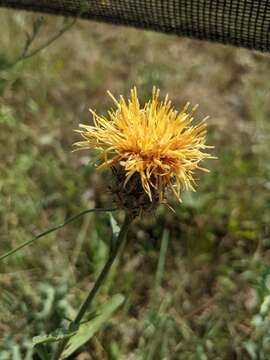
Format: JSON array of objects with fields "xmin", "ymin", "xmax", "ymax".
[
  {"xmin": 62, "ymin": 294, "xmax": 125, "ymax": 358},
  {"xmin": 155, "ymin": 229, "xmax": 169, "ymax": 288},
  {"xmin": 33, "ymin": 327, "xmax": 78, "ymax": 346},
  {"xmin": 109, "ymin": 213, "xmax": 120, "ymax": 250},
  {"xmin": 0, "ymin": 207, "xmax": 117, "ymax": 262}
]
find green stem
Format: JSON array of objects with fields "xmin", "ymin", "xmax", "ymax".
[
  {"xmin": 2, "ymin": 17, "xmax": 77, "ymax": 71},
  {"xmin": 0, "ymin": 207, "xmax": 117, "ymax": 262},
  {"xmin": 53, "ymin": 212, "xmax": 134, "ymax": 360}
]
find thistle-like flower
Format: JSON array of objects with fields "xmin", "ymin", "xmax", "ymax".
[{"xmin": 74, "ymin": 87, "xmax": 213, "ymax": 212}]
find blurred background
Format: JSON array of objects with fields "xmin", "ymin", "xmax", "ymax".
[{"xmin": 0, "ymin": 8, "xmax": 270, "ymax": 360}]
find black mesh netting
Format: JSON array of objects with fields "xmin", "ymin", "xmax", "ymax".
[{"xmin": 0, "ymin": 0, "xmax": 270, "ymax": 52}]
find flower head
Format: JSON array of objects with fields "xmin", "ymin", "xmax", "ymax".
[{"xmin": 75, "ymin": 87, "xmax": 213, "ymax": 210}]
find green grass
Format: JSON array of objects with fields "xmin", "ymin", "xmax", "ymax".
[{"xmin": 0, "ymin": 9, "xmax": 270, "ymax": 360}]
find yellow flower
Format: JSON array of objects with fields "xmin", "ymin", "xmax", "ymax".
[{"xmin": 75, "ymin": 87, "xmax": 213, "ymax": 204}]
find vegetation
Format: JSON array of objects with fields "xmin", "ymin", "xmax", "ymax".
[{"xmin": 0, "ymin": 9, "xmax": 270, "ymax": 359}]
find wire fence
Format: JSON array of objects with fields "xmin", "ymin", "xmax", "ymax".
[{"xmin": 0, "ymin": 0, "xmax": 270, "ymax": 52}]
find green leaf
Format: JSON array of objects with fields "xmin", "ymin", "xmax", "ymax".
[
  {"xmin": 155, "ymin": 229, "xmax": 169, "ymax": 289},
  {"xmin": 109, "ymin": 213, "xmax": 120, "ymax": 250},
  {"xmin": 33, "ymin": 327, "xmax": 78, "ymax": 346},
  {"xmin": 62, "ymin": 294, "xmax": 125, "ymax": 358}
]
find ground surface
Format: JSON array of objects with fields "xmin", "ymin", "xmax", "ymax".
[{"xmin": 0, "ymin": 9, "xmax": 270, "ymax": 360}]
